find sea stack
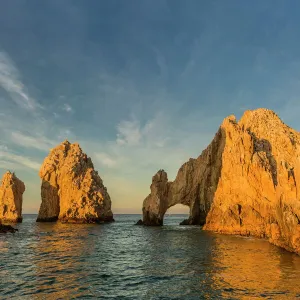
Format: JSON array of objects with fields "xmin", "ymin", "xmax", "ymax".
[
  {"xmin": 0, "ymin": 171, "xmax": 25, "ymax": 223},
  {"xmin": 36, "ymin": 140, "xmax": 114, "ymax": 223},
  {"xmin": 142, "ymin": 108, "xmax": 300, "ymax": 255}
]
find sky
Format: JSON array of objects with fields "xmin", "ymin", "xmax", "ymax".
[{"xmin": 1, "ymin": 1, "xmax": 300, "ymax": 214}]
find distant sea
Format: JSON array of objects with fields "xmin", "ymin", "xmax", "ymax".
[{"xmin": 1, "ymin": 214, "xmax": 300, "ymax": 299}]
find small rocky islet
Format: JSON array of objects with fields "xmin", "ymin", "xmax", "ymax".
[
  {"xmin": 0, "ymin": 171, "xmax": 25, "ymax": 223},
  {"xmin": 0, "ymin": 171, "xmax": 24, "ymax": 233},
  {"xmin": 37, "ymin": 140, "xmax": 114, "ymax": 224},
  {"xmin": 0, "ymin": 141, "xmax": 114, "ymax": 232},
  {"xmin": 1, "ymin": 108, "xmax": 300, "ymax": 256}
]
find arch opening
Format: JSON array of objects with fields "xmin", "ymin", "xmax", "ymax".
[{"xmin": 163, "ymin": 204, "xmax": 189, "ymax": 225}]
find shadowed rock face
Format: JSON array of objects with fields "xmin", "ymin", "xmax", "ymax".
[
  {"xmin": 142, "ymin": 108, "xmax": 300, "ymax": 255},
  {"xmin": 0, "ymin": 171, "xmax": 25, "ymax": 223},
  {"xmin": 37, "ymin": 140, "xmax": 114, "ymax": 223}
]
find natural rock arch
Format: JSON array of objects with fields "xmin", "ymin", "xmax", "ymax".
[
  {"xmin": 142, "ymin": 126, "xmax": 225, "ymax": 226},
  {"xmin": 141, "ymin": 108, "xmax": 300, "ymax": 255}
]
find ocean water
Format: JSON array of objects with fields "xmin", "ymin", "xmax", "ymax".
[{"xmin": 1, "ymin": 215, "xmax": 300, "ymax": 299}]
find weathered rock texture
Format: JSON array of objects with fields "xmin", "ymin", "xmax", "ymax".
[
  {"xmin": 0, "ymin": 171, "xmax": 25, "ymax": 223},
  {"xmin": 37, "ymin": 140, "xmax": 114, "ymax": 223},
  {"xmin": 142, "ymin": 108, "xmax": 300, "ymax": 254}
]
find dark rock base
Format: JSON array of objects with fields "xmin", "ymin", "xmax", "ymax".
[
  {"xmin": 59, "ymin": 217, "xmax": 115, "ymax": 224},
  {"xmin": 0, "ymin": 224, "xmax": 18, "ymax": 233},
  {"xmin": 135, "ymin": 219, "xmax": 144, "ymax": 225},
  {"xmin": 36, "ymin": 216, "xmax": 59, "ymax": 222},
  {"xmin": 180, "ymin": 218, "xmax": 204, "ymax": 225},
  {"xmin": 37, "ymin": 216, "xmax": 115, "ymax": 224}
]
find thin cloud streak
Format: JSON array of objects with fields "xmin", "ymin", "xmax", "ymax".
[
  {"xmin": 63, "ymin": 103, "xmax": 73, "ymax": 113},
  {"xmin": 0, "ymin": 51, "xmax": 39, "ymax": 111},
  {"xmin": 10, "ymin": 131, "xmax": 56, "ymax": 152},
  {"xmin": 0, "ymin": 150, "xmax": 41, "ymax": 171},
  {"xmin": 94, "ymin": 152, "xmax": 117, "ymax": 168},
  {"xmin": 116, "ymin": 119, "xmax": 142, "ymax": 146}
]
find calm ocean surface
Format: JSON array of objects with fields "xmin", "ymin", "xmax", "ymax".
[{"xmin": 1, "ymin": 214, "xmax": 300, "ymax": 299}]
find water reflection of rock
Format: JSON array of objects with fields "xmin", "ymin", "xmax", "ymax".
[
  {"xmin": 140, "ymin": 226, "xmax": 223, "ymax": 299},
  {"xmin": 30, "ymin": 222, "xmax": 98, "ymax": 298},
  {"xmin": 210, "ymin": 234, "xmax": 300, "ymax": 299}
]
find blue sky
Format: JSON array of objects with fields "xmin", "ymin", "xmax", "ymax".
[{"xmin": 1, "ymin": 1, "xmax": 300, "ymax": 213}]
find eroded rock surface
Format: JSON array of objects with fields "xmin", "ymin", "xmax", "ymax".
[
  {"xmin": 37, "ymin": 140, "xmax": 114, "ymax": 223},
  {"xmin": 142, "ymin": 108, "xmax": 300, "ymax": 254},
  {"xmin": 0, "ymin": 171, "xmax": 25, "ymax": 223}
]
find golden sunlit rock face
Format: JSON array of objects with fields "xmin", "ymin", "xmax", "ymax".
[
  {"xmin": 36, "ymin": 140, "xmax": 113, "ymax": 223},
  {"xmin": 0, "ymin": 171, "xmax": 25, "ymax": 223},
  {"xmin": 142, "ymin": 108, "xmax": 300, "ymax": 254}
]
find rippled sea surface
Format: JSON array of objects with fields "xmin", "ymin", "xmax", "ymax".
[{"xmin": 1, "ymin": 215, "xmax": 300, "ymax": 299}]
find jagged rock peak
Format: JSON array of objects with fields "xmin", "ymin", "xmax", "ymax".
[
  {"xmin": 37, "ymin": 140, "xmax": 114, "ymax": 223},
  {"xmin": 0, "ymin": 171, "xmax": 25, "ymax": 223},
  {"xmin": 141, "ymin": 108, "xmax": 300, "ymax": 255}
]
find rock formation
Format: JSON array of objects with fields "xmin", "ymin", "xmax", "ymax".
[
  {"xmin": 36, "ymin": 140, "xmax": 114, "ymax": 223},
  {"xmin": 141, "ymin": 108, "xmax": 300, "ymax": 255},
  {"xmin": 0, "ymin": 171, "xmax": 25, "ymax": 223},
  {"xmin": 0, "ymin": 222, "xmax": 18, "ymax": 233},
  {"xmin": 142, "ymin": 125, "xmax": 225, "ymax": 226}
]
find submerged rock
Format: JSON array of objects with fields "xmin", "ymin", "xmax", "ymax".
[
  {"xmin": 37, "ymin": 140, "xmax": 114, "ymax": 223},
  {"xmin": 142, "ymin": 108, "xmax": 300, "ymax": 255},
  {"xmin": 135, "ymin": 219, "xmax": 144, "ymax": 225},
  {"xmin": 179, "ymin": 219, "xmax": 192, "ymax": 226},
  {"xmin": 0, "ymin": 171, "xmax": 25, "ymax": 223},
  {"xmin": 0, "ymin": 223, "xmax": 18, "ymax": 233}
]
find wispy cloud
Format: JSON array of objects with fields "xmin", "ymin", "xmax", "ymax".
[
  {"xmin": 10, "ymin": 131, "xmax": 55, "ymax": 151},
  {"xmin": 63, "ymin": 103, "xmax": 73, "ymax": 113},
  {"xmin": 0, "ymin": 160, "xmax": 22, "ymax": 171},
  {"xmin": 0, "ymin": 51, "xmax": 39, "ymax": 111},
  {"xmin": 116, "ymin": 118, "xmax": 142, "ymax": 146},
  {"xmin": 153, "ymin": 47, "xmax": 168, "ymax": 79},
  {"xmin": 94, "ymin": 152, "xmax": 117, "ymax": 168},
  {"xmin": 0, "ymin": 150, "xmax": 41, "ymax": 171},
  {"xmin": 115, "ymin": 113, "xmax": 170, "ymax": 147}
]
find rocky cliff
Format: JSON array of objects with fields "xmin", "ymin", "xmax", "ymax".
[
  {"xmin": 141, "ymin": 109, "xmax": 300, "ymax": 254},
  {"xmin": 37, "ymin": 140, "xmax": 114, "ymax": 223},
  {"xmin": 0, "ymin": 171, "xmax": 25, "ymax": 223}
]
